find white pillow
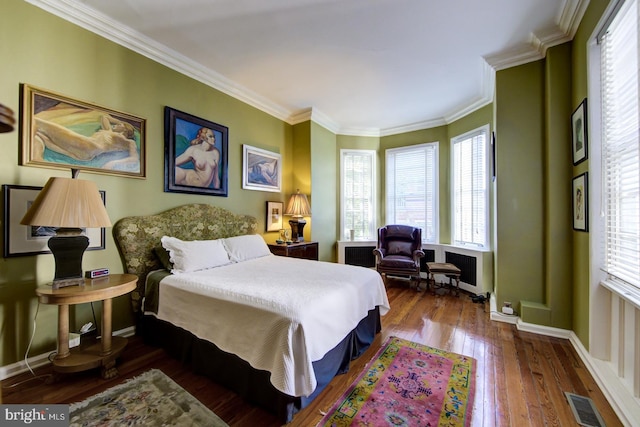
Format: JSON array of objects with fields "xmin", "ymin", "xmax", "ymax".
[
  {"xmin": 222, "ymin": 234, "xmax": 272, "ymax": 262},
  {"xmin": 161, "ymin": 236, "xmax": 230, "ymax": 274}
]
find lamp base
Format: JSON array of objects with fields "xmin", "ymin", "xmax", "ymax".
[
  {"xmin": 48, "ymin": 231, "xmax": 89, "ymax": 289},
  {"xmin": 289, "ymin": 218, "xmax": 306, "ymax": 242}
]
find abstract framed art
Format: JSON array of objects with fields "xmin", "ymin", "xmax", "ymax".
[
  {"xmin": 20, "ymin": 84, "xmax": 146, "ymax": 178},
  {"xmin": 242, "ymin": 144, "xmax": 282, "ymax": 192},
  {"xmin": 164, "ymin": 106, "xmax": 229, "ymax": 197},
  {"xmin": 572, "ymin": 172, "xmax": 588, "ymax": 232},
  {"xmin": 3, "ymin": 184, "xmax": 106, "ymax": 257},
  {"xmin": 571, "ymin": 98, "xmax": 588, "ymax": 165}
]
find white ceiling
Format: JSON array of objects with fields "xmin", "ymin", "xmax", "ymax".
[{"xmin": 30, "ymin": 0, "xmax": 588, "ymax": 136}]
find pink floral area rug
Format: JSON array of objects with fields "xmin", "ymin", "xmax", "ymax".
[{"xmin": 317, "ymin": 336, "xmax": 476, "ymax": 427}]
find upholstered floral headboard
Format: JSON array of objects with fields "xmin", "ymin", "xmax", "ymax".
[{"xmin": 113, "ymin": 203, "xmax": 258, "ymax": 312}]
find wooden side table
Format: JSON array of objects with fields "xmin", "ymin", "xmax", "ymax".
[
  {"xmin": 268, "ymin": 241, "xmax": 319, "ymax": 260},
  {"xmin": 35, "ymin": 273, "xmax": 137, "ymax": 379}
]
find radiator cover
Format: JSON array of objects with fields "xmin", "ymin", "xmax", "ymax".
[
  {"xmin": 344, "ymin": 246, "xmax": 376, "ymax": 268},
  {"xmin": 445, "ymin": 251, "xmax": 477, "ymax": 286}
]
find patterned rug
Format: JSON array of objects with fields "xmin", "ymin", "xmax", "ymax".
[
  {"xmin": 70, "ymin": 369, "xmax": 228, "ymax": 426},
  {"xmin": 317, "ymin": 336, "xmax": 476, "ymax": 427}
]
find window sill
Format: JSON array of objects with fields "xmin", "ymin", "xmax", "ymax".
[{"xmin": 601, "ymin": 279, "xmax": 640, "ymax": 311}]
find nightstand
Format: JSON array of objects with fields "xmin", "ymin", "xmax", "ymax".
[
  {"xmin": 268, "ymin": 241, "xmax": 319, "ymax": 260},
  {"xmin": 35, "ymin": 273, "xmax": 137, "ymax": 379}
]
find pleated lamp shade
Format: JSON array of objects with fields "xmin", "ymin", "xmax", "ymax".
[
  {"xmin": 284, "ymin": 189, "xmax": 311, "ymax": 218},
  {"xmin": 0, "ymin": 103, "xmax": 15, "ymax": 133},
  {"xmin": 20, "ymin": 177, "xmax": 111, "ymax": 228},
  {"xmin": 285, "ymin": 189, "xmax": 311, "ymax": 242}
]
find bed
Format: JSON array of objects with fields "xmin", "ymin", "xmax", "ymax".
[{"xmin": 113, "ymin": 204, "xmax": 390, "ymax": 423}]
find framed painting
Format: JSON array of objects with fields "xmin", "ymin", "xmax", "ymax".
[
  {"xmin": 164, "ymin": 106, "xmax": 228, "ymax": 197},
  {"xmin": 242, "ymin": 144, "xmax": 282, "ymax": 192},
  {"xmin": 20, "ymin": 84, "xmax": 146, "ymax": 178},
  {"xmin": 266, "ymin": 201, "xmax": 284, "ymax": 232},
  {"xmin": 3, "ymin": 184, "xmax": 106, "ymax": 257},
  {"xmin": 571, "ymin": 98, "xmax": 588, "ymax": 165},
  {"xmin": 572, "ymin": 172, "xmax": 588, "ymax": 232}
]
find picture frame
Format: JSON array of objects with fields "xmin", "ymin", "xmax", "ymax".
[
  {"xmin": 20, "ymin": 84, "xmax": 146, "ymax": 178},
  {"xmin": 571, "ymin": 98, "xmax": 588, "ymax": 165},
  {"xmin": 491, "ymin": 131, "xmax": 496, "ymax": 182},
  {"xmin": 164, "ymin": 106, "xmax": 228, "ymax": 197},
  {"xmin": 572, "ymin": 172, "xmax": 588, "ymax": 232},
  {"xmin": 3, "ymin": 184, "xmax": 106, "ymax": 257},
  {"xmin": 266, "ymin": 201, "xmax": 284, "ymax": 232},
  {"xmin": 242, "ymin": 144, "xmax": 282, "ymax": 192}
]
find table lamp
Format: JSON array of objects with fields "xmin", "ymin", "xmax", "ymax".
[
  {"xmin": 284, "ymin": 189, "xmax": 311, "ymax": 242},
  {"xmin": 0, "ymin": 103, "xmax": 16, "ymax": 133},
  {"xmin": 20, "ymin": 172, "xmax": 111, "ymax": 288}
]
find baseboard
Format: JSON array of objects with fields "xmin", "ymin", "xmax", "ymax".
[
  {"xmin": 569, "ymin": 332, "xmax": 640, "ymax": 426},
  {"xmin": 490, "ymin": 305, "xmax": 638, "ymax": 426},
  {"xmin": 0, "ymin": 326, "xmax": 136, "ymax": 381}
]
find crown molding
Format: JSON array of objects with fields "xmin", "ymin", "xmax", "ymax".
[
  {"xmin": 484, "ymin": 0, "xmax": 588, "ymax": 71},
  {"xmin": 25, "ymin": 0, "xmax": 292, "ymax": 122},
  {"xmin": 27, "ymin": 0, "xmax": 588, "ymax": 137}
]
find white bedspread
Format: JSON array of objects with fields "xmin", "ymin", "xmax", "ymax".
[{"xmin": 151, "ymin": 254, "xmax": 390, "ymax": 397}]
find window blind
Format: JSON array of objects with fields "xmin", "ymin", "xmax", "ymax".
[
  {"xmin": 386, "ymin": 143, "xmax": 438, "ymax": 243},
  {"xmin": 341, "ymin": 150, "xmax": 376, "ymax": 240},
  {"xmin": 452, "ymin": 127, "xmax": 489, "ymax": 248},
  {"xmin": 601, "ymin": 0, "xmax": 640, "ymax": 287}
]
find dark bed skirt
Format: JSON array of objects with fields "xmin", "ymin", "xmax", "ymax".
[{"xmin": 138, "ymin": 307, "xmax": 381, "ymax": 423}]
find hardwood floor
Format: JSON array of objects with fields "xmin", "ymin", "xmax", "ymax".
[{"xmin": 2, "ymin": 280, "xmax": 622, "ymax": 426}]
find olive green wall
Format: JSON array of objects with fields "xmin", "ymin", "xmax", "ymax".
[
  {"xmin": 570, "ymin": 0, "xmax": 609, "ymax": 348},
  {"xmin": 0, "ymin": 0, "xmax": 292, "ymax": 366},
  {"xmin": 541, "ymin": 42, "xmax": 573, "ymax": 329},
  {"xmin": 0, "ymin": 0, "xmax": 612, "ymax": 369},
  {"xmin": 494, "ymin": 43, "xmax": 574, "ymax": 329},
  {"xmin": 494, "ymin": 60, "xmax": 547, "ymax": 316},
  {"xmin": 310, "ymin": 122, "xmax": 337, "ymax": 261}
]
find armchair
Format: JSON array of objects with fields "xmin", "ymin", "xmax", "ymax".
[{"xmin": 373, "ymin": 225, "xmax": 424, "ymax": 289}]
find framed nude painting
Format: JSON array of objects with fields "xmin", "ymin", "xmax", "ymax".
[
  {"xmin": 164, "ymin": 106, "xmax": 229, "ymax": 197},
  {"xmin": 20, "ymin": 84, "xmax": 146, "ymax": 178},
  {"xmin": 572, "ymin": 172, "xmax": 588, "ymax": 232},
  {"xmin": 242, "ymin": 144, "xmax": 282, "ymax": 192}
]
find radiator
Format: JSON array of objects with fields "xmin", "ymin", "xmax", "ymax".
[
  {"xmin": 344, "ymin": 246, "xmax": 376, "ymax": 267},
  {"xmin": 420, "ymin": 249, "xmax": 436, "ymax": 272},
  {"xmin": 337, "ymin": 241, "xmax": 492, "ymax": 294},
  {"xmin": 445, "ymin": 251, "xmax": 477, "ymax": 286}
]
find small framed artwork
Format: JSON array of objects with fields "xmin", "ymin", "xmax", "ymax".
[
  {"xmin": 20, "ymin": 84, "xmax": 146, "ymax": 178},
  {"xmin": 572, "ymin": 172, "xmax": 588, "ymax": 232},
  {"xmin": 3, "ymin": 184, "xmax": 106, "ymax": 257},
  {"xmin": 571, "ymin": 98, "xmax": 588, "ymax": 165},
  {"xmin": 242, "ymin": 145, "xmax": 282, "ymax": 192},
  {"xmin": 164, "ymin": 106, "xmax": 228, "ymax": 197},
  {"xmin": 266, "ymin": 201, "xmax": 284, "ymax": 232}
]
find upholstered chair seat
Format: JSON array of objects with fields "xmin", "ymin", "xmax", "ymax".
[{"xmin": 373, "ymin": 225, "xmax": 424, "ymax": 289}]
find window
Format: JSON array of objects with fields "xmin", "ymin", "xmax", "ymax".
[
  {"xmin": 451, "ymin": 125, "xmax": 490, "ymax": 249},
  {"xmin": 386, "ymin": 143, "xmax": 439, "ymax": 243},
  {"xmin": 340, "ymin": 149, "xmax": 376, "ymax": 241},
  {"xmin": 598, "ymin": 0, "xmax": 640, "ymax": 288}
]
